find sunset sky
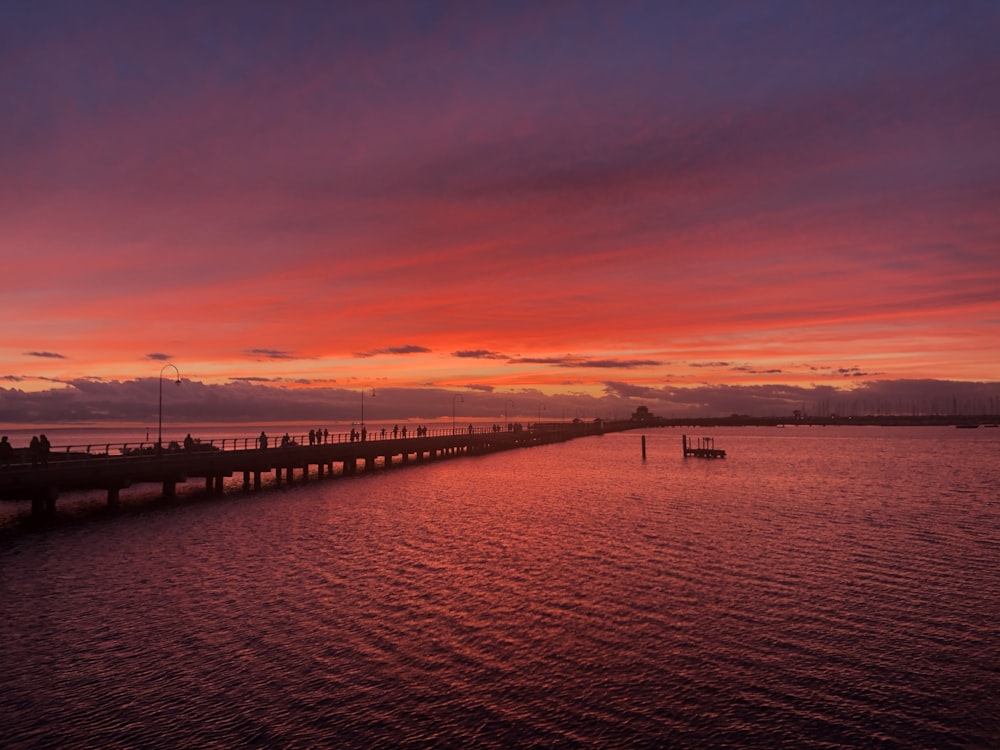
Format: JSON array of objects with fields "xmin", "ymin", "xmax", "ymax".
[{"xmin": 2, "ymin": 1, "xmax": 999, "ymax": 424}]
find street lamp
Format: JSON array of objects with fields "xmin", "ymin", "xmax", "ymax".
[
  {"xmin": 361, "ymin": 388, "xmax": 375, "ymax": 429},
  {"xmin": 158, "ymin": 363, "xmax": 180, "ymax": 451},
  {"xmin": 453, "ymin": 393, "xmax": 463, "ymax": 435}
]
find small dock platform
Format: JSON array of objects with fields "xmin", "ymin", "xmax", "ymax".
[{"xmin": 683, "ymin": 434, "xmax": 726, "ymax": 458}]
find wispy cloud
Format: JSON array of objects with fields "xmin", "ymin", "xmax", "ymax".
[
  {"xmin": 246, "ymin": 349, "xmax": 297, "ymax": 360},
  {"xmin": 25, "ymin": 351, "xmax": 66, "ymax": 359},
  {"xmin": 732, "ymin": 366, "xmax": 784, "ymax": 374},
  {"xmin": 354, "ymin": 345, "xmax": 432, "ymax": 358},
  {"xmin": 510, "ymin": 356, "xmax": 661, "ymax": 369},
  {"xmin": 838, "ymin": 367, "xmax": 875, "ymax": 378},
  {"xmin": 453, "ymin": 350, "xmax": 506, "ymax": 359},
  {"xmin": 559, "ymin": 359, "xmax": 661, "ymax": 369}
]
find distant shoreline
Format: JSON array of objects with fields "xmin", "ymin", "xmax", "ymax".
[{"xmin": 638, "ymin": 415, "xmax": 999, "ymax": 428}]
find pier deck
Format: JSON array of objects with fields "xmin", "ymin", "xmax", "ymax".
[{"xmin": 1, "ymin": 421, "xmax": 633, "ymax": 518}]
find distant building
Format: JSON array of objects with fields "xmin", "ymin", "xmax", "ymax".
[{"xmin": 631, "ymin": 405, "xmax": 652, "ymax": 421}]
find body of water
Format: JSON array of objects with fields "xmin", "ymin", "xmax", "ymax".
[{"xmin": 1, "ymin": 426, "xmax": 998, "ymax": 747}]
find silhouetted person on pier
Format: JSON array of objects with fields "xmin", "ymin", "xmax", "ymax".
[
  {"xmin": 401, "ymin": 426, "xmax": 407, "ymax": 438},
  {"xmin": 308, "ymin": 429, "xmax": 316, "ymax": 446},
  {"xmin": 259, "ymin": 431, "xmax": 268, "ymax": 450},
  {"xmin": 393, "ymin": 425, "xmax": 399, "ymax": 438},
  {"xmin": 468, "ymin": 423, "xmax": 474, "ymax": 434},
  {"xmin": 0, "ymin": 436, "xmax": 12, "ymax": 467},
  {"xmin": 39, "ymin": 434, "xmax": 50, "ymax": 466},
  {"xmin": 361, "ymin": 427, "xmax": 367, "ymax": 442},
  {"xmin": 381, "ymin": 427, "xmax": 386, "ymax": 439},
  {"xmin": 323, "ymin": 428, "xmax": 328, "ymax": 443},
  {"xmin": 29, "ymin": 436, "xmax": 40, "ymax": 467},
  {"xmin": 184, "ymin": 433, "xmax": 194, "ymax": 451}
]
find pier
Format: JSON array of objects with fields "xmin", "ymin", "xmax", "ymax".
[
  {"xmin": 682, "ymin": 434, "xmax": 726, "ymax": 459},
  {"xmin": 1, "ymin": 421, "xmax": 632, "ymax": 519}
]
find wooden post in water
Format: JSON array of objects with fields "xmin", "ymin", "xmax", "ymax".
[{"xmin": 642, "ymin": 435, "xmax": 646, "ymax": 460}]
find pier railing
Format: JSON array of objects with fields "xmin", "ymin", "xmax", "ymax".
[
  {"xmin": 0, "ymin": 419, "xmax": 647, "ymax": 518},
  {"xmin": 1, "ymin": 423, "xmax": 578, "ymax": 468}
]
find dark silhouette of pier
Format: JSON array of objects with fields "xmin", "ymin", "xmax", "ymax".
[{"xmin": 1, "ymin": 420, "xmax": 630, "ymax": 519}]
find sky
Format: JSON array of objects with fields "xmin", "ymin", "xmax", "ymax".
[{"xmin": 2, "ymin": 0, "xmax": 999, "ymax": 425}]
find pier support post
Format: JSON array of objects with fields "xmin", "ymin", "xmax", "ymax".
[
  {"xmin": 243, "ymin": 471, "xmax": 250, "ymax": 490},
  {"xmin": 30, "ymin": 488, "xmax": 59, "ymax": 518},
  {"xmin": 107, "ymin": 485, "xmax": 120, "ymax": 510},
  {"xmin": 254, "ymin": 471, "xmax": 262, "ymax": 490},
  {"xmin": 163, "ymin": 480, "xmax": 176, "ymax": 499}
]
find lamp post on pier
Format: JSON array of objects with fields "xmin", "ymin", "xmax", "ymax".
[
  {"xmin": 361, "ymin": 388, "xmax": 375, "ymax": 430},
  {"xmin": 158, "ymin": 363, "xmax": 181, "ymax": 452},
  {"xmin": 453, "ymin": 394, "xmax": 463, "ymax": 435}
]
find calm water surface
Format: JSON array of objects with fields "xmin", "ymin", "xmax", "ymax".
[{"xmin": 1, "ymin": 426, "xmax": 998, "ymax": 748}]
